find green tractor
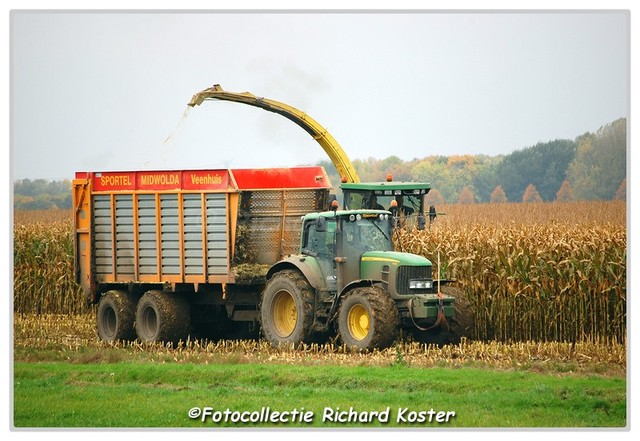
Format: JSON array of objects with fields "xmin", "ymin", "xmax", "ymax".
[{"xmin": 260, "ymin": 206, "xmax": 470, "ymax": 350}]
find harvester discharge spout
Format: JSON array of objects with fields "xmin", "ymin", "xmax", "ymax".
[{"xmin": 188, "ymin": 84, "xmax": 360, "ymax": 184}]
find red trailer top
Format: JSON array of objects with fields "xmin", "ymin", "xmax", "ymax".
[
  {"xmin": 74, "ymin": 166, "xmax": 332, "ymax": 192},
  {"xmin": 231, "ymin": 166, "xmax": 331, "ymax": 190}
]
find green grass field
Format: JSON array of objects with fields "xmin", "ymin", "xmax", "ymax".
[{"xmin": 13, "ymin": 361, "xmax": 626, "ymax": 428}]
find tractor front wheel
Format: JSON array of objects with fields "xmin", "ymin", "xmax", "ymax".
[{"xmin": 337, "ymin": 286, "xmax": 399, "ymax": 351}]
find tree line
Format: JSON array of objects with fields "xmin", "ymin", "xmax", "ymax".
[
  {"xmin": 14, "ymin": 118, "xmax": 626, "ymax": 209},
  {"xmin": 321, "ymin": 117, "xmax": 626, "ymax": 204},
  {"xmin": 14, "ymin": 179, "xmax": 73, "ymax": 210}
]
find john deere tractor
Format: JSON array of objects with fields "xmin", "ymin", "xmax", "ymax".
[{"xmin": 260, "ymin": 206, "xmax": 468, "ymax": 350}]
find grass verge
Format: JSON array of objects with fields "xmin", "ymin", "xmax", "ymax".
[{"xmin": 13, "ymin": 361, "xmax": 626, "ymax": 428}]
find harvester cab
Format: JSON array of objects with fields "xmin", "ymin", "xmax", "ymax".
[{"xmin": 340, "ymin": 178, "xmax": 435, "ymax": 230}]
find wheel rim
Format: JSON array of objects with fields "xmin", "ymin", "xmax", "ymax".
[
  {"xmin": 140, "ymin": 305, "xmax": 158, "ymax": 339},
  {"xmin": 101, "ymin": 306, "xmax": 117, "ymax": 338},
  {"xmin": 272, "ymin": 290, "xmax": 297, "ymax": 338},
  {"xmin": 348, "ymin": 304, "xmax": 370, "ymax": 341}
]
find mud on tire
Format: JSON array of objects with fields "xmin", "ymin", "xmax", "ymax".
[
  {"xmin": 337, "ymin": 285, "xmax": 399, "ymax": 351},
  {"xmin": 411, "ymin": 285, "xmax": 474, "ymax": 345},
  {"xmin": 97, "ymin": 290, "xmax": 137, "ymax": 343},
  {"xmin": 135, "ymin": 290, "xmax": 190, "ymax": 343},
  {"xmin": 442, "ymin": 285, "xmax": 474, "ymax": 343},
  {"xmin": 260, "ymin": 270, "xmax": 315, "ymax": 347}
]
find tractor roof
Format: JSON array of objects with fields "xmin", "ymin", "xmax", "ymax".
[
  {"xmin": 341, "ymin": 181, "xmax": 431, "ymax": 192},
  {"xmin": 302, "ymin": 209, "xmax": 391, "ymax": 222}
]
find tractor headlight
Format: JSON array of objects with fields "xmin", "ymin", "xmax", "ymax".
[{"xmin": 409, "ymin": 279, "xmax": 432, "ymax": 289}]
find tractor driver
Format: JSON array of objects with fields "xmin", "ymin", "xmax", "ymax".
[
  {"xmin": 361, "ymin": 194, "xmax": 384, "ymax": 210},
  {"xmin": 370, "ymin": 195, "xmax": 384, "ymax": 210}
]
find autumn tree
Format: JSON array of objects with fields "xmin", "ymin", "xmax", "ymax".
[
  {"xmin": 378, "ymin": 155, "xmax": 413, "ymax": 181},
  {"xmin": 496, "ymin": 139, "xmax": 576, "ymax": 201},
  {"xmin": 472, "ymin": 155, "xmax": 502, "ymax": 202},
  {"xmin": 522, "ymin": 184, "xmax": 542, "ymax": 203},
  {"xmin": 13, "ymin": 179, "xmax": 73, "ymax": 210},
  {"xmin": 555, "ymin": 180, "xmax": 575, "ymax": 202},
  {"xmin": 490, "ymin": 185, "xmax": 507, "ymax": 203},
  {"xmin": 614, "ymin": 178, "xmax": 626, "ymax": 200},
  {"xmin": 424, "ymin": 188, "xmax": 445, "ymax": 206},
  {"xmin": 411, "ymin": 155, "xmax": 477, "ymax": 203},
  {"xmin": 457, "ymin": 186, "xmax": 475, "ymax": 204},
  {"xmin": 567, "ymin": 118, "xmax": 626, "ymax": 200}
]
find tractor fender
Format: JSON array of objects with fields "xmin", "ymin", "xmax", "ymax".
[
  {"xmin": 266, "ymin": 256, "xmax": 325, "ymax": 291},
  {"xmin": 339, "ymin": 279, "xmax": 384, "ymax": 299}
]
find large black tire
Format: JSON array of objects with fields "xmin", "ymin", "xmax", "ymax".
[
  {"xmin": 411, "ymin": 285, "xmax": 474, "ymax": 346},
  {"xmin": 337, "ymin": 285, "xmax": 399, "ymax": 351},
  {"xmin": 260, "ymin": 270, "xmax": 315, "ymax": 347},
  {"xmin": 442, "ymin": 285, "xmax": 474, "ymax": 343},
  {"xmin": 135, "ymin": 291, "xmax": 190, "ymax": 343},
  {"xmin": 413, "ymin": 285, "xmax": 474, "ymax": 345},
  {"xmin": 97, "ymin": 290, "xmax": 137, "ymax": 342}
]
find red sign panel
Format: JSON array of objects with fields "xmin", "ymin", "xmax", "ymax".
[
  {"xmin": 86, "ymin": 170, "xmax": 231, "ymax": 192},
  {"xmin": 136, "ymin": 171, "xmax": 182, "ymax": 191},
  {"xmin": 92, "ymin": 172, "xmax": 136, "ymax": 192},
  {"xmin": 182, "ymin": 170, "xmax": 229, "ymax": 191}
]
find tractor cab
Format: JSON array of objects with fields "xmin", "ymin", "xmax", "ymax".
[{"xmin": 301, "ymin": 210, "xmax": 393, "ymax": 293}]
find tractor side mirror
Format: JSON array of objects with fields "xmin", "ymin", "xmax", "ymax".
[
  {"xmin": 429, "ymin": 205, "xmax": 437, "ymax": 224},
  {"xmin": 316, "ymin": 216, "xmax": 327, "ymax": 232},
  {"xmin": 327, "ymin": 193, "xmax": 338, "ymax": 211}
]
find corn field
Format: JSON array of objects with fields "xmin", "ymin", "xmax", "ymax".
[
  {"xmin": 395, "ymin": 201, "xmax": 626, "ymax": 343},
  {"xmin": 13, "ymin": 201, "xmax": 627, "ymax": 343},
  {"xmin": 13, "ymin": 210, "xmax": 83, "ymax": 315}
]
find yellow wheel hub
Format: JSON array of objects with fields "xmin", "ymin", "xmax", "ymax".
[
  {"xmin": 348, "ymin": 304, "xmax": 370, "ymax": 341},
  {"xmin": 272, "ymin": 290, "xmax": 297, "ymax": 337}
]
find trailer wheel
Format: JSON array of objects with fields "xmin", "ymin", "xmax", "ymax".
[
  {"xmin": 338, "ymin": 285, "xmax": 399, "ymax": 351},
  {"xmin": 260, "ymin": 270, "xmax": 315, "ymax": 347},
  {"xmin": 97, "ymin": 290, "xmax": 137, "ymax": 342},
  {"xmin": 135, "ymin": 291, "xmax": 190, "ymax": 343}
]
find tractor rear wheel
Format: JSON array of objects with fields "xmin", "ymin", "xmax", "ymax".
[
  {"xmin": 260, "ymin": 270, "xmax": 315, "ymax": 347},
  {"xmin": 337, "ymin": 285, "xmax": 399, "ymax": 351},
  {"xmin": 134, "ymin": 291, "xmax": 190, "ymax": 343},
  {"xmin": 96, "ymin": 290, "xmax": 137, "ymax": 343}
]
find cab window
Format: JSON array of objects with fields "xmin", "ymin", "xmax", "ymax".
[{"xmin": 302, "ymin": 218, "xmax": 336, "ymax": 256}]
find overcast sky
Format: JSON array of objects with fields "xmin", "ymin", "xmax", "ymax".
[{"xmin": 10, "ymin": 10, "xmax": 629, "ymax": 180}]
